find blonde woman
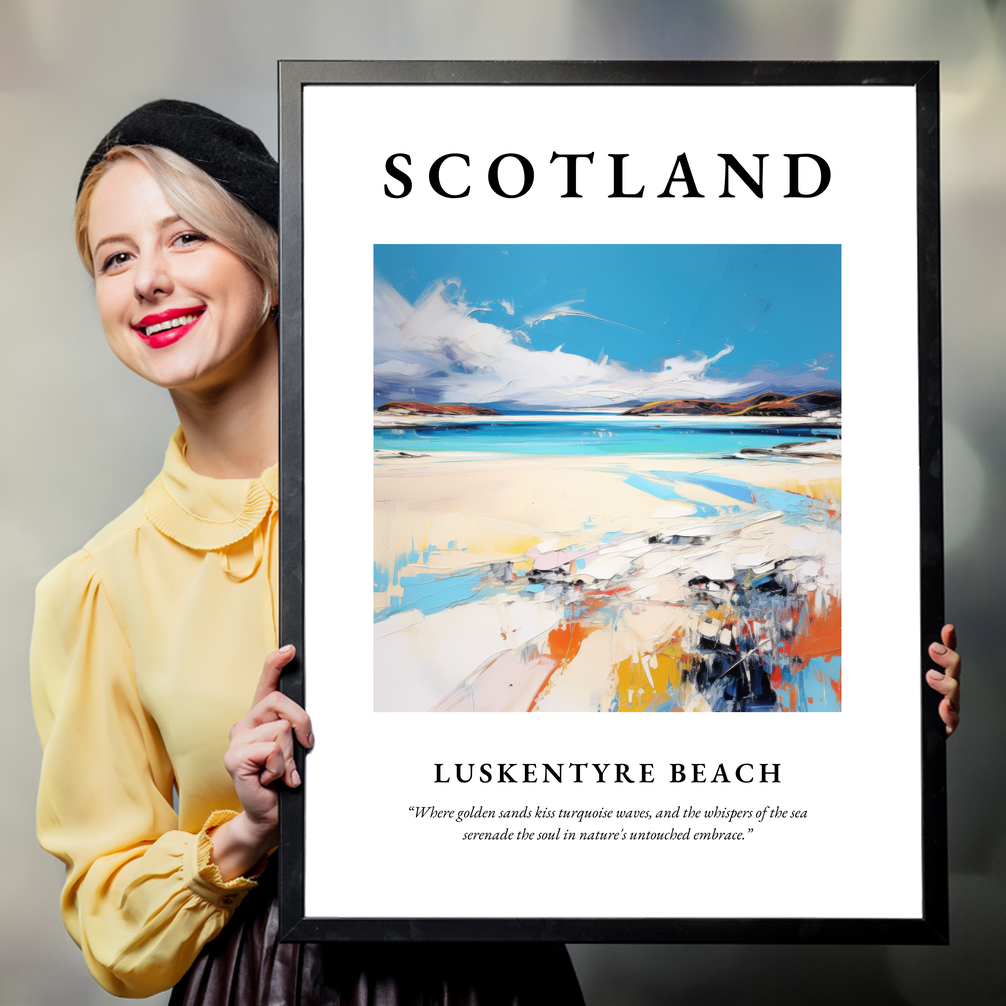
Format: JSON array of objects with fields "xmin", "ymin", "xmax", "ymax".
[{"xmin": 32, "ymin": 100, "xmax": 586, "ymax": 1004}]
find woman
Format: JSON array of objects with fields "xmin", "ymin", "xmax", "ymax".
[
  {"xmin": 31, "ymin": 99, "xmax": 586, "ymax": 1003},
  {"xmin": 32, "ymin": 99, "xmax": 962, "ymax": 1003}
]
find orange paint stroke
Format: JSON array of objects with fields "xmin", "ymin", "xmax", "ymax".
[
  {"xmin": 830, "ymin": 671, "xmax": 842, "ymax": 703},
  {"xmin": 528, "ymin": 620, "xmax": 599, "ymax": 711},
  {"xmin": 771, "ymin": 663, "xmax": 783, "ymax": 689},
  {"xmin": 547, "ymin": 620, "xmax": 596, "ymax": 666},
  {"xmin": 789, "ymin": 594, "xmax": 842, "ymax": 666},
  {"xmin": 526, "ymin": 657, "xmax": 562, "ymax": 711}
]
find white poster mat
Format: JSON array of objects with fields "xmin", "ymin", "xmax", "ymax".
[{"xmin": 301, "ymin": 84, "xmax": 919, "ymax": 920}]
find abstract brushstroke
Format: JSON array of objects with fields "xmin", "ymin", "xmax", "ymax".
[{"xmin": 373, "ymin": 245, "xmax": 842, "ymax": 712}]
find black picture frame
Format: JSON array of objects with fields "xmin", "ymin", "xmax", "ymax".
[{"xmin": 277, "ymin": 60, "xmax": 945, "ymax": 944}]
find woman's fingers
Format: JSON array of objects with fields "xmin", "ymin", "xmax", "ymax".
[
  {"xmin": 926, "ymin": 671, "xmax": 960, "ymax": 736},
  {"xmin": 259, "ymin": 742, "xmax": 289, "ymax": 787},
  {"xmin": 254, "ymin": 691, "xmax": 314, "ymax": 748},
  {"xmin": 926, "ymin": 623, "xmax": 961, "ymax": 737},
  {"xmin": 254, "ymin": 646, "xmax": 313, "ymax": 748},
  {"xmin": 252, "ymin": 644, "xmax": 296, "ymax": 707},
  {"xmin": 929, "ymin": 643, "xmax": 961, "ymax": 680},
  {"xmin": 940, "ymin": 698, "xmax": 961, "ymax": 737},
  {"xmin": 224, "ymin": 738, "xmax": 287, "ymax": 787},
  {"xmin": 240, "ymin": 644, "xmax": 314, "ymax": 749},
  {"xmin": 219, "ymin": 646, "xmax": 309, "ymax": 844},
  {"xmin": 223, "ymin": 645, "xmax": 311, "ymax": 811},
  {"xmin": 230, "ymin": 719, "xmax": 302, "ymax": 788},
  {"xmin": 941, "ymin": 623, "xmax": 958, "ymax": 653},
  {"xmin": 925, "ymin": 668, "xmax": 959, "ymax": 705},
  {"xmin": 232, "ymin": 689, "xmax": 314, "ymax": 750}
]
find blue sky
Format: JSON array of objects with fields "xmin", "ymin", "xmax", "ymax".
[{"xmin": 373, "ymin": 244, "xmax": 840, "ymax": 410}]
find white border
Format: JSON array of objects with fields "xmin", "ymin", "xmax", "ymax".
[{"xmin": 301, "ymin": 84, "xmax": 920, "ymax": 920}]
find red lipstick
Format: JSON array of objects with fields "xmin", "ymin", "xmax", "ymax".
[{"xmin": 132, "ymin": 306, "xmax": 206, "ymax": 349}]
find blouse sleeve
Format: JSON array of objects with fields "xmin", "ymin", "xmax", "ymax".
[{"xmin": 31, "ymin": 549, "xmax": 262, "ymax": 998}]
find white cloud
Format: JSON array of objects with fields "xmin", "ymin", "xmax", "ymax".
[
  {"xmin": 521, "ymin": 300, "xmax": 645, "ymax": 334},
  {"xmin": 374, "ymin": 279, "xmax": 821, "ymax": 409}
]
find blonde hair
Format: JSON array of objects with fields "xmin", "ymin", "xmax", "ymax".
[{"xmin": 75, "ymin": 145, "xmax": 278, "ymax": 323}]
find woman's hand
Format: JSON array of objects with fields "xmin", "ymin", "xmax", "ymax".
[
  {"xmin": 926, "ymin": 624, "xmax": 961, "ymax": 738},
  {"xmin": 209, "ymin": 645, "xmax": 314, "ymax": 881}
]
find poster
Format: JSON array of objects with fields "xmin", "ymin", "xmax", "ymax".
[{"xmin": 278, "ymin": 62, "xmax": 945, "ymax": 942}]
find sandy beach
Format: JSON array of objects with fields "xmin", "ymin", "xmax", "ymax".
[{"xmin": 374, "ymin": 448, "xmax": 841, "ymax": 713}]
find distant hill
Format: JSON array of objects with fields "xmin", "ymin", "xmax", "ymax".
[
  {"xmin": 621, "ymin": 389, "xmax": 841, "ymax": 419},
  {"xmin": 376, "ymin": 400, "xmax": 502, "ymax": 416}
]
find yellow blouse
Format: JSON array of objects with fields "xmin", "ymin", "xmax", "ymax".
[{"xmin": 31, "ymin": 429, "xmax": 279, "ymax": 998}]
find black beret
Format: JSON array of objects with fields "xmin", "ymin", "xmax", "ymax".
[{"xmin": 78, "ymin": 99, "xmax": 278, "ymax": 228}]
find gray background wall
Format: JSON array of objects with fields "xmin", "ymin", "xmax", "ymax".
[{"xmin": 1, "ymin": 2, "xmax": 1002, "ymax": 1003}]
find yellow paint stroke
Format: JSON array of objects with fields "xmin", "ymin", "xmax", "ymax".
[
  {"xmin": 775, "ymin": 476, "xmax": 842, "ymax": 503},
  {"xmin": 613, "ymin": 633, "xmax": 688, "ymax": 711}
]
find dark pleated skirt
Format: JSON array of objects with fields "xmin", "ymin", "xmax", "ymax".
[{"xmin": 169, "ymin": 869, "xmax": 585, "ymax": 1006}]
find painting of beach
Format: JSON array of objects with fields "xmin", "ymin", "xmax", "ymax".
[{"xmin": 373, "ymin": 245, "xmax": 841, "ymax": 713}]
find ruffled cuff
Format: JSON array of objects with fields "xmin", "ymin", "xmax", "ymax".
[{"xmin": 182, "ymin": 810, "xmax": 269, "ymax": 910}]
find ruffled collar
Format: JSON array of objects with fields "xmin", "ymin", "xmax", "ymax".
[{"xmin": 143, "ymin": 428, "xmax": 278, "ymax": 551}]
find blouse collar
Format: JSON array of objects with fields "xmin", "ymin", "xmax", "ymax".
[{"xmin": 143, "ymin": 428, "xmax": 278, "ymax": 551}]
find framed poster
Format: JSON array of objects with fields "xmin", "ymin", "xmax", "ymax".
[{"xmin": 277, "ymin": 61, "xmax": 946, "ymax": 943}]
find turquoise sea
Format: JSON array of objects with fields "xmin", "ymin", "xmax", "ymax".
[{"xmin": 374, "ymin": 419, "xmax": 839, "ymax": 457}]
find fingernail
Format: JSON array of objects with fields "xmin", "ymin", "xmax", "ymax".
[
  {"xmin": 306, "ymin": 732, "xmax": 315, "ymax": 748},
  {"xmin": 292, "ymin": 768, "xmax": 301, "ymax": 787},
  {"xmin": 928, "ymin": 670, "xmax": 944, "ymax": 679},
  {"xmin": 280, "ymin": 644, "xmax": 295, "ymax": 654},
  {"xmin": 931, "ymin": 643, "xmax": 947, "ymax": 654}
]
